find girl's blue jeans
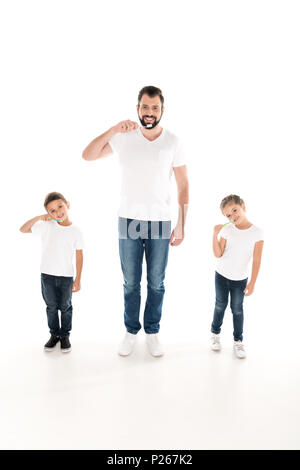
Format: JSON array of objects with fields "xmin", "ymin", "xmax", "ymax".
[{"xmin": 211, "ymin": 271, "xmax": 248, "ymax": 342}]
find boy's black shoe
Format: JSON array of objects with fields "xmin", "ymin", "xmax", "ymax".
[
  {"xmin": 60, "ymin": 336, "xmax": 72, "ymax": 352},
  {"xmin": 44, "ymin": 335, "xmax": 60, "ymax": 351}
]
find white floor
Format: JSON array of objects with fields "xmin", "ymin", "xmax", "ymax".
[{"xmin": 1, "ymin": 334, "xmax": 299, "ymax": 450}]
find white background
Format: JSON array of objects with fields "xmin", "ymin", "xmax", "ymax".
[{"xmin": 0, "ymin": 0, "xmax": 300, "ymax": 450}]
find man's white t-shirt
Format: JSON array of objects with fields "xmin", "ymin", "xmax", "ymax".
[
  {"xmin": 31, "ymin": 220, "xmax": 84, "ymax": 277},
  {"xmin": 216, "ymin": 224, "xmax": 264, "ymax": 281},
  {"xmin": 109, "ymin": 127, "xmax": 186, "ymax": 221}
]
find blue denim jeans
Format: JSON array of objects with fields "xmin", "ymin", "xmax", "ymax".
[
  {"xmin": 211, "ymin": 271, "xmax": 248, "ymax": 342},
  {"xmin": 41, "ymin": 273, "xmax": 73, "ymax": 337},
  {"xmin": 118, "ymin": 217, "xmax": 171, "ymax": 334}
]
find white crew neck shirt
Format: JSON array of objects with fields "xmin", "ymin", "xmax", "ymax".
[
  {"xmin": 216, "ymin": 223, "xmax": 264, "ymax": 281},
  {"xmin": 109, "ymin": 127, "xmax": 186, "ymax": 221},
  {"xmin": 31, "ymin": 220, "xmax": 84, "ymax": 277}
]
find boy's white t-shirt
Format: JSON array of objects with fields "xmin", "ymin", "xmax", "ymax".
[
  {"xmin": 31, "ymin": 220, "xmax": 84, "ymax": 277},
  {"xmin": 216, "ymin": 224, "xmax": 264, "ymax": 281},
  {"xmin": 109, "ymin": 127, "xmax": 186, "ymax": 221}
]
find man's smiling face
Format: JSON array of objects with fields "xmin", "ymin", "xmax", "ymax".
[{"xmin": 137, "ymin": 94, "xmax": 164, "ymax": 129}]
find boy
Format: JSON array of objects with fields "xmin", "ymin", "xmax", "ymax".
[{"xmin": 20, "ymin": 192, "xmax": 83, "ymax": 352}]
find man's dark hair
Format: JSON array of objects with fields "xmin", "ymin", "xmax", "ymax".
[
  {"xmin": 44, "ymin": 192, "xmax": 67, "ymax": 210},
  {"xmin": 220, "ymin": 194, "xmax": 245, "ymax": 212},
  {"xmin": 138, "ymin": 86, "xmax": 164, "ymax": 107}
]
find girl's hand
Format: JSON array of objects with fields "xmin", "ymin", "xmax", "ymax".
[
  {"xmin": 244, "ymin": 283, "xmax": 255, "ymax": 296},
  {"xmin": 214, "ymin": 224, "xmax": 224, "ymax": 236},
  {"xmin": 72, "ymin": 279, "xmax": 81, "ymax": 293}
]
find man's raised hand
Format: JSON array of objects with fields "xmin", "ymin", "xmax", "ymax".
[{"xmin": 114, "ymin": 120, "xmax": 139, "ymax": 133}]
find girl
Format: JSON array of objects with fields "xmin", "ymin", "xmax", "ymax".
[{"xmin": 211, "ymin": 195, "xmax": 264, "ymax": 358}]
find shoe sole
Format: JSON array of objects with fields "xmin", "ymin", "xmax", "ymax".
[
  {"xmin": 233, "ymin": 349, "xmax": 246, "ymax": 359},
  {"xmin": 44, "ymin": 347, "xmax": 57, "ymax": 351},
  {"xmin": 61, "ymin": 347, "xmax": 72, "ymax": 353},
  {"xmin": 147, "ymin": 347, "xmax": 164, "ymax": 357},
  {"xmin": 118, "ymin": 349, "xmax": 134, "ymax": 356}
]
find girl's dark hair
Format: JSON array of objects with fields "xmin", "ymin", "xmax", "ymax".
[
  {"xmin": 138, "ymin": 86, "xmax": 164, "ymax": 107},
  {"xmin": 220, "ymin": 194, "xmax": 245, "ymax": 212},
  {"xmin": 44, "ymin": 192, "xmax": 67, "ymax": 210}
]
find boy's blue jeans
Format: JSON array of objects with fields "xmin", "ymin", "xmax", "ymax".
[
  {"xmin": 211, "ymin": 271, "xmax": 248, "ymax": 342},
  {"xmin": 41, "ymin": 273, "xmax": 73, "ymax": 337},
  {"xmin": 118, "ymin": 217, "xmax": 171, "ymax": 335}
]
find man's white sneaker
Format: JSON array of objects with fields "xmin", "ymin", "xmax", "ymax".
[
  {"xmin": 146, "ymin": 333, "xmax": 164, "ymax": 357},
  {"xmin": 211, "ymin": 333, "xmax": 221, "ymax": 351},
  {"xmin": 234, "ymin": 340, "xmax": 246, "ymax": 358},
  {"xmin": 118, "ymin": 332, "xmax": 136, "ymax": 356}
]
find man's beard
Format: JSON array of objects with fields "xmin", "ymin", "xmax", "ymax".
[{"xmin": 139, "ymin": 114, "xmax": 161, "ymax": 129}]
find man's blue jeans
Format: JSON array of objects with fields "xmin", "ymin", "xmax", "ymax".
[
  {"xmin": 211, "ymin": 271, "xmax": 248, "ymax": 342},
  {"xmin": 118, "ymin": 217, "xmax": 171, "ymax": 335},
  {"xmin": 41, "ymin": 273, "xmax": 73, "ymax": 337}
]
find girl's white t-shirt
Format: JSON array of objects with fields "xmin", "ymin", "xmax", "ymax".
[
  {"xmin": 31, "ymin": 220, "xmax": 84, "ymax": 277},
  {"xmin": 216, "ymin": 224, "xmax": 264, "ymax": 281},
  {"xmin": 109, "ymin": 127, "xmax": 186, "ymax": 221}
]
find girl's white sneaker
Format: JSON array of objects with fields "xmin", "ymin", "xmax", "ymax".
[
  {"xmin": 118, "ymin": 332, "xmax": 136, "ymax": 356},
  {"xmin": 233, "ymin": 340, "xmax": 246, "ymax": 358},
  {"xmin": 211, "ymin": 333, "xmax": 221, "ymax": 351},
  {"xmin": 146, "ymin": 333, "xmax": 164, "ymax": 357}
]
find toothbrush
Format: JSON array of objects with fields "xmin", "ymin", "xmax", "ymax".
[{"xmin": 222, "ymin": 221, "xmax": 233, "ymax": 228}]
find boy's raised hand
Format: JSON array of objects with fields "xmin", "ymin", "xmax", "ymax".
[
  {"xmin": 114, "ymin": 120, "xmax": 139, "ymax": 133},
  {"xmin": 40, "ymin": 214, "xmax": 52, "ymax": 221},
  {"xmin": 20, "ymin": 214, "xmax": 52, "ymax": 233}
]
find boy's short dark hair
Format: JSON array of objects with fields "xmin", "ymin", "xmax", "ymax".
[
  {"xmin": 220, "ymin": 194, "xmax": 245, "ymax": 212},
  {"xmin": 44, "ymin": 192, "xmax": 67, "ymax": 210},
  {"xmin": 138, "ymin": 86, "xmax": 164, "ymax": 107}
]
